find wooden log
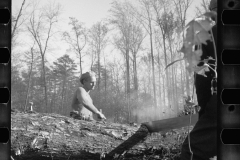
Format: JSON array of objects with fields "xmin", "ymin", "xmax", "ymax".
[
  {"xmin": 11, "ymin": 110, "xmax": 193, "ymax": 160},
  {"xmin": 106, "ymin": 125, "xmax": 149, "ymax": 158},
  {"xmin": 142, "ymin": 114, "xmax": 198, "ymax": 133}
]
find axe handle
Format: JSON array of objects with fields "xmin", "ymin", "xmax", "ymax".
[{"xmin": 142, "ymin": 114, "xmax": 199, "ymax": 133}]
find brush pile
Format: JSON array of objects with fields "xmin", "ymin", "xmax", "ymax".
[{"xmin": 11, "ymin": 110, "xmax": 193, "ymax": 160}]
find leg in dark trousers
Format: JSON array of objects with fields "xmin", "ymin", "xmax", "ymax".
[{"xmin": 180, "ymin": 95, "xmax": 217, "ymax": 160}]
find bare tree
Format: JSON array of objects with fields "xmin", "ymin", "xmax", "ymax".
[
  {"xmin": 88, "ymin": 21, "xmax": 108, "ymax": 91},
  {"xmin": 154, "ymin": 29, "xmax": 165, "ymax": 107},
  {"xmin": 63, "ymin": 17, "xmax": 87, "ymax": 75},
  {"xmin": 129, "ymin": 22, "xmax": 146, "ymax": 100},
  {"xmin": 27, "ymin": 1, "xmax": 61, "ymax": 111},
  {"xmin": 23, "ymin": 42, "xmax": 38, "ymax": 111},
  {"xmin": 165, "ymin": 11, "xmax": 179, "ymax": 115},
  {"xmin": 133, "ymin": 0, "xmax": 157, "ymax": 107},
  {"xmin": 195, "ymin": 0, "xmax": 211, "ymax": 16},
  {"xmin": 151, "ymin": 0, "xmax": 172, "ymax": 106},
  {"xmin": 173, "ymin": 0, "xmax": 193, "ymax": 96},
  {"xmin": 110, "ymin": 1, "xmax": 134, "ymax": 122},
  {"xmin": 11, "ymin": 0, "xmax": 30, "ymax": 85},
  {"xmin": 88, "ymin": 47, "xmax": 97, "ymax": 71},
  {"xmin": 12, "ymin": 0, "xmax": 30, "ymax": 48},
  {"xmin": 141, "ymin": 54, "xmax": 152, "ymax": 95}
]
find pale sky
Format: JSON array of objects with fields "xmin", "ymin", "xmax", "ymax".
[
  {"xmin": 12, "ymin": 0, "xmax": 201, "ymax": 73},
  {"xmin": 12, "ymin": 0, "xmax": 113, "ymax": 28}
]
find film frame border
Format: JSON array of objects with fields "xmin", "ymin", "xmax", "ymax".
[
  {"xmin": 0, "ymin": 0, "xmax": 11, "ymax": 160},
  {"xmin": 218, "ymin": 0, "xmax": 240, "ymax": 160},
  {"xmin": 0, "ymin": 0, "xmax": 240, "ymax": 159}
]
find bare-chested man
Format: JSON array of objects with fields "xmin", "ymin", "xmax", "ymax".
[{"xmin": 70, "ymin": 71, "xmax": 106, "ymax": 120}]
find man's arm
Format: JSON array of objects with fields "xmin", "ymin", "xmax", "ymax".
[{"xmin": 76, "ymin": 87, "xmax": 106, "ymax": 119}]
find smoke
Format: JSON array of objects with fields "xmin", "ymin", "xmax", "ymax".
[{"xmin": 132, "ymin": 104, "xmax": 177, "ymax": 123}]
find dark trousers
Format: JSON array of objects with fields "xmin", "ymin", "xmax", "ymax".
[{"xmin": 180, "ymin": 95, "xmax": 217, "ymax": 160}]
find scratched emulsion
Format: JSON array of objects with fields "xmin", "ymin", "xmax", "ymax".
[{"xmin": 221, "ymin": 105, "xmax": 240, "ymax": 127}]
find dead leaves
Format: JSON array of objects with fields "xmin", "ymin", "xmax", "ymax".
[
  {"xmin": 31, "ymin": 136, "xmax": 46, "ymax": 149},
  {"xmin": 103, "ymin": 129, "xmax": 129, "ymax": 140},
  {"xmin": 11, "ymin": 111, "xmax": 196, "ymax": 159},
  {"xmin": 11, "ymin": 111, "xmax": 141, "ymax": 159}
]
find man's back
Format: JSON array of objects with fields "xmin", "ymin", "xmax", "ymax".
[{"xmin": 71, "ymin": 87, "xmax": 93, "ymax": 119}]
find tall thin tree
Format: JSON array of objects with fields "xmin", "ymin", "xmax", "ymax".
[
  {"xmin": 110, "ymin": 1, "xmax": 134, "ymax": 122},
  {"xmin": 63, "ymin": 17, "xmax": 87, "ymax": 75},
  {"xmin": 27, "ymin": 2, "xmax": 61, "ymax": 111},
  {"xmin": 23, "ymin": 43, "xmax": 36, "ymax": 111},
  {"xmin": 133, "ymin": 0, "xmax": 157, "ymax": 107},
  {"xmin": 88, "ymin": 21, "xmax": 108, "ymax": 91},
  {"xmin": 173, "ymin": 0, "xmax": 193, "ymax": 96}
]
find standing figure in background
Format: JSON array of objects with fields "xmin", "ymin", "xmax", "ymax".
[
  {"xmin": 70, "ymin": 71, "xmax": 106, "ymax": 121},
  {"xmin": 29, "ymin": 102, "xmax": 33, "ymax": 111}
]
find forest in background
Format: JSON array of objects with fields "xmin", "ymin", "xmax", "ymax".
[{"xmin": 11, "ymin": 0, "xmax": 211, "ymax": 123}]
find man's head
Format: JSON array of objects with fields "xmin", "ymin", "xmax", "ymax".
[{"xmin": 80, "ymin": 71, "xmax": 97, "ymax": 91}]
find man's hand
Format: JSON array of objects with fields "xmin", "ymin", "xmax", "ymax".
[{"xmin": 96, "ymin": 111, "xmax": 106, "ymax": 120}]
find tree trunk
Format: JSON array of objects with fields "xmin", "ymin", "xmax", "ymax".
[
  {"xmin": 162, "ymin": 76, "xmax": 166, "ymax": 112},
  {"xmin": 24, "ymin": 50, "xmax": 34, "ymax": 112},
  {"xmin": 173, "ymin": 0, "xmax": 191, "ymax": 97},
  {"xmin": 168, "ymin": 36, "xmax": 178, "ymax": 116},
  {"xmin": 11, "ymin": 0, "xmax": 26, "ymax": 42},
  {"xmin": 149, "ymin": 30, "xmax": 157, "ymax": 108},
  {"xmin": 126, "ymin": 49, "xmax": 131, "ymax": 122},
  {"xmin": 162, "ymin": 34, "xmax": 170, "ymax": 106},
  {"xmin": 168, "ymin": 37, "xmax": 174, "ymax": 112},
  {"xmin": 79, "ymin": 53, "xmax": 82, "ymax": 75},
  {"xmin": 180, "ymin": 61, "xmax": 185, "ymax": 110},
  {"xmin": 23, "ymin": 69, "xmax": 32, "ymax": 112},
  {"xmin": 157, "ymin": 51, "xmax": 161, "ymax": 106},
  {"xmin": 53, "ymin": 78, "xmax": 57, "ymax": 113},
  {"xmin": 133, "ymin": 53, "xmax": 138, "ymax": 100},
  {"xmin": 98, "ymin": 48, "xmax": 101, "ymax": 92},
  {"xmin": 42, "ymin": 57, "xmax": 48, "ymax": 112},
  {"xmin": 61, "ymin": 80, "xmax": 66, "ymax": 114},
  {"xmin": 148, "ymin": 57, "xmax": 151, "ymax": 95},
  {"xmin": 104, "ymin": 57, "xmax": 107, "ymax": 103},
  {"xmin": 174, "ymin": 66, "xmax": 179, "ymax": 114}
]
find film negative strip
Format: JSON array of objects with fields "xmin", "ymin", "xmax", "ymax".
[
  {"xmin": 0, "ymin": 0, "xmax": 11, "ymax": 160},
  {"xmin": 219, "ymin": 0, "xmax": 240, "ymax": 159}
]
